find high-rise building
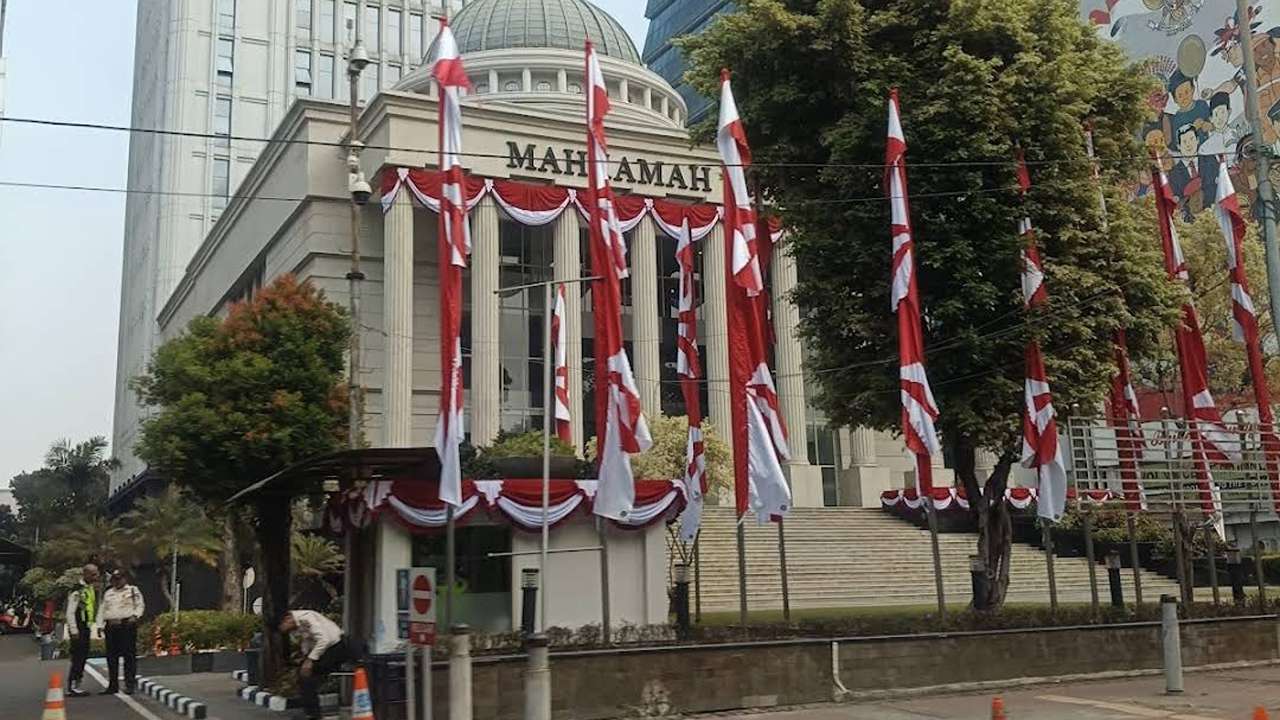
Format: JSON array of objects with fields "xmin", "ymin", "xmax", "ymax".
[
  {"xmin": 0, "ymin": 0, "xmax": 9, "ymax": 148},
  {"xmin": 111, "ymin": 0, "xmax": 463, "ymax": 492},
  {"xmin": 641, "ymin": 0, "xmax": 733, "ymax": 124}
]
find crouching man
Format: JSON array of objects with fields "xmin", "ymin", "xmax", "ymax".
[{"xmin": 278, "ymin": 610, "xmax": 353, "ymax": 720}]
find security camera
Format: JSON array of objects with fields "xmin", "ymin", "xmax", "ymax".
[
  {"xmin": 348, "ymin": 43, "xmax": 370, "ymax": 75},
  {"xmin": 349, "ymin": 171, "xmax": 372, "ymax": 206}
]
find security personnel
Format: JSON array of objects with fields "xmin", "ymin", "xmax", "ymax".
[
  {"xmin": 100, "ymin": 569, "xmax": 145, "ymax": 694},
  {"xmin": 65, "ymin": 563, "xmax": 101, "ymax": 697}
]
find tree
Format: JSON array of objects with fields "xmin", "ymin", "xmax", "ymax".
[
  {"xmin": 0, "ymin": 506, "xmax": 19, "ymax": 541},
  {"xmin": 10, "ymin": 437, "xmax": 115, "ymax": 541},
  {"xmin": 36, "ymin": 514, "xmax": 134, "ymax": 573},
  {"xmin": 134, "ymin": 275, "xmax": 350, "ymax": 680},
  {"xmin": 683, "ymin": 0, "xmax": 1183, "ymax": 607},
  {"xmin": 291, "ymin": 533, "xmax": 344, "ymax": 606},
  {"xmin": 122, "ymin": 486, "xmax": 223, "ymax": 610}
]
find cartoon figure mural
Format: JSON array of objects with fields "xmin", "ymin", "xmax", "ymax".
[{"xmin": 1080, "ymin": 0, "xmax": 1279, "ymax": 216}]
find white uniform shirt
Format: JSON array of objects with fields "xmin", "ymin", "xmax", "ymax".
[
  {"xmin": 101, "ymin": 585, "xmax": 146, "ymax": 622},
  {"xmin": 290, "ymin": 610, "xmax": 342, "ymax": 661}
]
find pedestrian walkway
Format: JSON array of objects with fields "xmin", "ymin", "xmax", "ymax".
[{"xmin": 139, "ymin": 673, "xmax": 281, "ymax": 720}]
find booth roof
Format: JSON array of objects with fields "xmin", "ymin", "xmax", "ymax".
[{"xmin": 228, "ymin": 447, "xmax": 441, "ymax": 504}]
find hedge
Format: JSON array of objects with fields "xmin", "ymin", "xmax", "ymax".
[{"xmin": 140, "ymin": 610, "xmax": 259, "ymax": 655}]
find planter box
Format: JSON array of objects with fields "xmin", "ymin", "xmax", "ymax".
[
  {"xmin": 138, "ymin": 650, "xmax": 244, "ymax": 677},
  {"xmin": 491, "ymin": 456, "xmax": 579, "ymax": 479}
]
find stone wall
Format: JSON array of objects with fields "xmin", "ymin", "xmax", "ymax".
[{"xmin": 423, "ymin": 616, "xmax": 1280, "ymax": 720}]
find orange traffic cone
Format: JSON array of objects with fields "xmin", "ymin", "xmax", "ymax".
[
  {"xmin": 152, "ymin": 624, "xmax": 164, "ymax": 656},
  {"xmin": 42, "ymin": 673, "xmax": 65, "ymax": 720},
  {"xmin": 168, "ymin": 631, "xmax": 180, "ymax": 656},
  {"xmin": 991, "ymin": 696, "xmax": 1007, "ymax": 720},
  {"xmin": 351, "ymin": 666, "xmax": 374, "ymax": 720},
  {"xmin": 1254, "ymin": 708, "xmax": 1269, "ymax": 720}
]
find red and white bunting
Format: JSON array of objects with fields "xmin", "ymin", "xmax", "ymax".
[
  {"xmin": 552, "ymin": 284, "xmax": 572, "ymax": 445},
  {"xmin": 886, "ymin": 89, "xmax": 942, "ymax": 494},
  {"xmin": 719, "ymin": 71, "xmax": 790, "ymax": 522},
  {"xmin": 431, "ymin": 19, "xmax": 472, "ymax": 507},
  {"xmin": 1153, "ymin": 163, "xmax": 1231, "ymax": 534},
  {"xmin": 585, "ymin": 42, "xmax": 652, "ymax": 520},
  {"xmin": 1015, "ymin": 153, "xmax": 1067, "ymax": 522},
  {"xmin": 1108, "ymin": 331, "xmax": 1146, "ymax": 512},
  {"xmin": 675, "ymin": 217, "xmax": 707, "ymax": 542},
  {"xmin": 1214, "ymin": 159, "xmax": 1280, "ymax": 513}
]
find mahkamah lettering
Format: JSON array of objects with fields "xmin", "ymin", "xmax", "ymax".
[{"xmin": 507, "ymin": 142, "xmax": 711, "ymax": 192}]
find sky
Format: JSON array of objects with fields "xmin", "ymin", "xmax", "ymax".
[{"xmin": 0, "ymin": 0, "xmax": 650, "ymax": 485}]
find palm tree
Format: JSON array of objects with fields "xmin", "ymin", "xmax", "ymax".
[
  {"xmin": 290, "ymin": 533, "xmax": 344, "ymax": 605},
  {"xmin": 123, "ymin": 486, "xmax": 222, "ymax": 609},
  {"xmin": 37, "ymin": 514, "xmax": 134, "ymax": 571}
]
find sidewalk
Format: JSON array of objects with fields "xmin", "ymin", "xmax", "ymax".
[{"xmin": 141, "ymin": 672, "xmax": 283, "ymax": 720}]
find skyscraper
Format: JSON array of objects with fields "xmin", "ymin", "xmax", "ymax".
[
  {"xmin": 111, "ymin": 0, "xmax": 462, "ymax": 491},
  {"xmin": 641, "ymin": 0, "xmax": 733, "ymax": 124}
]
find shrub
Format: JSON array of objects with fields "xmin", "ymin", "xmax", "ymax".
[
  {"xmin": 483, "ymin": 430, "xmax": 577, "ymax": 459},
  {"xmin": 140, "ymin": 610, "xmax": 259, "ymax": 655}
]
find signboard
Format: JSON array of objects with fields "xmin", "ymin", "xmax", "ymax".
[{"xmin": 408, "ymin": 567, "xmax": 437, "ymax": 647}]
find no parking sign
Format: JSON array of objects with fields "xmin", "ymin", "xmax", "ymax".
[{"xmin": 408, "ymin": 567, "xmax": 437, "ymax": 647}]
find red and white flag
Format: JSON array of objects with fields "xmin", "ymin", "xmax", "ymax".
[
  {"xmin": 719, "ymin": 70, "xmax": 791, "ymax": 522},
  {"xmin": 1214, "ymin": 158, "xmax": 1280, "ymax": 513},
  {"xmin": 886, "ymin": 89, "xmax": 942, "ymax": 495},
  {"xmin": 431, "ymin": 19, "xmax": 472, "ymax": 507},
  {"xmin": 675, "ymin": 217, "xmax": 707, "ymax": 542},
  {"xmin": 1014, "ymin": 154, "xmax": 1068, "ymax": 521},
  {"xmin": 1153, "ymin": 162, "xmax": 1235, "ymax": 532},
  {"xmin": 585, "ymin": 42, "xmax": 652, "ymax": 520},
  {"xmin": 552, "ymin": 284, "xmax": 572, "ymax": 446},
  {"xmin": 1108, "ymin": 331, "xmax": 1146, "ymax": 512}
]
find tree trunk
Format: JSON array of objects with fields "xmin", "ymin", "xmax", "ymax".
[
  {"xmin": 953, "ymin": 432, "xmax": 1015, "ymax": 610},
  {"xmin": 254, "ymin": 497, "xmax": 293, "ymax": 684},
  {"xmin": 219, "ymin": 513, "xmax": 243, "ymax": 612},
  {"xmin": 157, "ymin": 568, "xmax": 174, "ymax": 611}
]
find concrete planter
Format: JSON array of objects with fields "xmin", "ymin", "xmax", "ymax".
[{"xmin": 137, "ymin": 650, "xmax": 244, "ymax": 676}]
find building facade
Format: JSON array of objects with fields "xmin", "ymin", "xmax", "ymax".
[
  {"xmin": 111, "ymin": 0, "xmax": 463, "ymax": 492},
  {"xmin": 641, "ymin": 0, "xmax": 732, "ymax": 124}
]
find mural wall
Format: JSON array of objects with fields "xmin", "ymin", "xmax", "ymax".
[{"xmin": 1080, "ymin": 0, "xmax": 1279, "ymax": 216}]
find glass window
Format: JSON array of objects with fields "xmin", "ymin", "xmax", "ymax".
[
  {"xmin": 316, "ymin": 53, "xmax": 334, "ymax": 99},
  {"xmin": 409, "ymin": 12, "xmax": 424, "ymax": 60},
  {"xmin": 360, "ymin": 68, "xmax": 378, "ymax": 103},
  {"xmin": 412, "ymin": 526, "xmax": 512, "ymax": 631},
  {"xmin": 658, "ymin": 231, "xmax": 709, "ymax": 418},
  {"xmin": 217, "ymin": 0, "xmax": 236, "ymax": 35},
  {"xmin": 386, "ymin": 63, "xmax": 401, "ymax": 85},
  {"xmin": 296, "ymin": 0, "xmax": 312, "ymax": 39},
  {"xmin": 364, "ymin": 5, "xmax": 380, "ymax": 53},
  {"xmin": 212, "ymin": 158, "xmax": 230, "ymax": 212},
  {"xmin": 343, "ymin": 1, "xmax": 357, "ymax": 45},
  {"xmin": 213, "ymin": 96, "xmax": 231, "ymax": 148},
  {"xmin": 295, "ymin": 50, "xmax": 312, "ymax": 94},
  {"xmin": 318, "ymin": 0, "xmax": 335, "ymax": 43},
  {"xmin": 807, "ymin": 423, "xmax": 842, "ymax": 507},
  {"xmin": 215, "ymin": 38, "xmax": 234, "ymax": 87},
  {"xmin": 387, "ymin": 9, "xmax": 402, "ymax": 57},
  {"xmin": 498, "ymin": 218, "xmax": 554, "ymax": 433}
]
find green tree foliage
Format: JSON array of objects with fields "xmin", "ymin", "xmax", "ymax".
[
  {"xmin": 36, "ymin": 515, "xmax": 134, "ymax": 573},
  {"xmin": 122, "ymin": 486, "xmax": 223, "ymax": 610},
  {"xmin": 0, "ymin": 506, "xmax": 19, "ymax": 541},
  {"xmin": 585, "ymin": 415, "xmax": 732, "ymax": 493},
  {"xmin": 133, "ymin": 275, "xmax": 351, "ymax": 680},
  {"xmin": 683, "ymin": 0, "xmax": 1183, "ymax": 606},
  {"xmin": 10, "ymin": 437, "xmax": 115, "ymax": 541},
  {"xmin": 291, "ymin": 533, "xmax": 344, "ymax": 605}
]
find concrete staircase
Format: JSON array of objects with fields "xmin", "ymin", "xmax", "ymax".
[{"xmin": 690, "ymin": 506, "xmax": 1185, "ymax": 611}]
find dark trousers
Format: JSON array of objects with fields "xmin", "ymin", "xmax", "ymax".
[
  {"xmin": 301, "ymin": 638, "xmax": 352, "ymax": 719},
  {"xmin": 105, "ymin": 622, "xmax": 138, "ymax": 691},
  {"xmin": 67, "ymin": 628, "xmax": 90, "ymax": 684}
]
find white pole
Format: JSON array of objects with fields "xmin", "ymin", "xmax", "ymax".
[
  {"xmin": 171, "ymin": 539, "xmax": 179, "ymax": 621},
  {"xmin": 1161, "ymin": 595, "xmax": 1183, "ymax": 693},
  {"xmin": 540, "ymin": 281, "xmax": 553, "ymax": 633},
  {"xmin": 423, "ymin": 646, "xmax": 433, "ymax": 720},
  {"xmin": 406, "ymin": 646, "xmax": 416, "ymax": 720}
]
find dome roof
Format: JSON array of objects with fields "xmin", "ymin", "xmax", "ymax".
[{"xmin": 449, "ymin": 0, "xmax": 641, "ymax": 65}]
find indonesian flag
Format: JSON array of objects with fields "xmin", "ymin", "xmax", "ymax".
[
  {"xmin": 1214, "ymin": 158, "xmax": 1280, "ymax": 513},
  {"xmin": 1108, "ymin": 331, "xmax": 1147, "ymax": 512},
  {"xmin": 552, "ymin": 284, "xmax": 572, "ymax": 445},
  {"xmin": 431, "ymin": 19, "xmax": 472, "ymax": 507},
  {"xmin": 886, "ymin": 89, "xmax": 942, "ymax": 494},
  {"xmin": 675, "ymin": 217, "xmax": 707, "ymax": 542},
  {"xmin": 585, "ymin": 42, "xmax": 652, "ymax": 520},
  {"xmin": 1153, "ymin": 162, "xmax": 1234, "ymax": 533},
  {"xmin": 1015, "ymin": 154, "xmax": 1068, "ymax": 522},
  {"xmin": 719, "ymin": 70, "xmax": 791, "ymax": 522}
]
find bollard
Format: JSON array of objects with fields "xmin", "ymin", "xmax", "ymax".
[
  {"xmin": 990, "ymin": 695, "xmax": 1006, "ymax": 720},
  {"xmin": 1106, "ymin": 551, "xmax": 1124, "ymax": 608},
  {"xmin": 970, "ymin": 555, "xmax": 988, "ymax": 611},
  {"xmin": 1228, "ymin": 547, "xmax": 1246, "ymax": 605},
  {"xmin": 1160, "ymin": 595, "xmax": 1183, "ymax": 693},
  {"xmin": 450, "ymin": 625, "xmax": 473, "ymax": 720},
  {"xmin": 673, "ymin": 563, "xmax": 691, "ymax": 640},
  {"xmin": 524, "ymin": 634, "xmax": 551, "ymax": 720},
  {"xmin": 521, "ymin": 569, "xmax": 539, "ymax": 637}
]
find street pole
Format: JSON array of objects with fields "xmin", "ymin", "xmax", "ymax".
[
  {"xmin": 1238, "ymin": 0, "xmax": 1280, "ymax": 330},
  {"xmin": 171, "ymin": 538, "xmax": 179, "ymax": 621}
]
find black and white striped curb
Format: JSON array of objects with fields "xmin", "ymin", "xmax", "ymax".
[
  {"xmin": 237, "ymin": 684, "xmax": 338, "ymax": 713},
  {"xmin": 137, "ymin": 677, "xmax": 208, "ymax": 719},
  {"xmin": 230, "ymin": 669, "xmax": 249, "ymax": 683}
]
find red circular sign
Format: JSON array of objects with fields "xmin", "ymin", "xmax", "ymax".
[{"xmin": 412, "ymin": 575, "xmax": 433, "ymax": 616}]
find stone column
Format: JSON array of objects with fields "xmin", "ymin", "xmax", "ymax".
[
  {"xmin": 849, "ymin": 427, "xmax": 878, "ymax": 467},
  {"xmin": 553, "ymin": 210, "xmax": 585, "ymax": 450},
  {"xmin": 383, "ymin": 189, "xmax": 415, "ymax": 448},
  {"xmin": 704, "ymin": 224, "xmax": 731, "ymax": 450},
  {"xmin": 631, "ymin": 216, "xmax": 662, "ymax": 418},
  {"xmin": 770, "ymin": 242, "xmax": 808, "ymax": 461},
  {"xmin": 471, "ymin": 196, "xmax": 502, "ymax": 446}
]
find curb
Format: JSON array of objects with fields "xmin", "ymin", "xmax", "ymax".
[
  {"xmin": 237, "ymin": 683, "xmax": 338, "ymax": 713},
  {"xmin": 230, "ymin": 669, "xmax": 249, "ymax": 683},
  {"xmin": 137, "ymin": 677, "xmax": 208, "ymax": 719}
]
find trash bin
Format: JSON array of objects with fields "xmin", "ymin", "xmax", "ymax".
[
  {"xmin": 366, "ymin": 653, "xmax": 408, "ymax": 720},
  {"xmin": 39, "ymin": 635, "xmax": 56, "ymax": 661},
  {"xmin": 244, "ymin": 632, "xmax": 263, "ymax": 686}
]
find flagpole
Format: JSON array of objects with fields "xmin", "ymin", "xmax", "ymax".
[
  {"xmin": 736, "ymin": 520, "xmax": 748, "ymax": 626},
  {"xmin": 920, "ymin": 461, "xmax": 947, "ymax": 620}
]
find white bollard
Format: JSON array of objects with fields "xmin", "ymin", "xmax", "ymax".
[
  {"xmin": 524, "ymin": 634, "xmax": 551, "ymax": 720},
  {"xmin": 1161, "ymin": 594, "xmax": 1183, "ymax": 693},
  {"xmin": 450, "ymin": 625, "xmax": 473, "ymax": 720}
]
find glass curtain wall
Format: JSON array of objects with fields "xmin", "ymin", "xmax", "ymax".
[{"xmin": 498, "ymin": 215, "xmax": 554, "ymax": 434}]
